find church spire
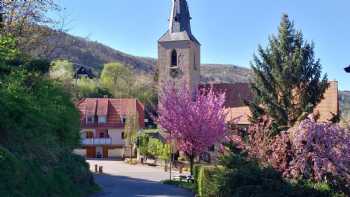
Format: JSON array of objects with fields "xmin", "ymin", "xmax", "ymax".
[
  {"xmin": 159, "ymin": 0, "xmax": 199, "ymax": 45},
  {"xmin": 169, "ymin": 0, "xmax": 192, "ymax": 34}
]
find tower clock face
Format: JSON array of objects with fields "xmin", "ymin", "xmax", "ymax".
[{"xmin": 170, "ymin": 67, "xmax": 181, "ymax": 78}]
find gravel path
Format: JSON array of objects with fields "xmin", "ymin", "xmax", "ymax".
[{"xmin": 88, "ymin": 160, "xmax": 193, "ymax": 197}]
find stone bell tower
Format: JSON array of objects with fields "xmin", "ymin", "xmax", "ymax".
[{"xmin": 158, "ymin": 0, "xmax": 200, "ymax": 95}]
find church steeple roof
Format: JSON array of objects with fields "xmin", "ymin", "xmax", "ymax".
[
  {"xmin": 159, "ymin": 0, "xmax": 200, "ymax": 45},
  {"xmin": 169, "ymin": 0, "xmax": 192, "ymax": 34}
]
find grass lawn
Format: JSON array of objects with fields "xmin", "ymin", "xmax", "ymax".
[{"xmin": 162, "ymin": 180, "xmax": 196, "ymax": 192}]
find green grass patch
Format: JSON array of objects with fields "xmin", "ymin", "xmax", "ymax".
[{"xmin": 162, "ymin": 180, "xmax": 196, "ymax": 192}]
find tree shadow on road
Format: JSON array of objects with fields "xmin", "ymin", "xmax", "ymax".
[{"xmin": 90, "ymin": 173, "xmax": 194, "ymax": 197}]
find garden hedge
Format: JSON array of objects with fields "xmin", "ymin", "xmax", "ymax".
[{"xmin": 194, "ymin": 165, "xmax": 218, "ymax": 197}]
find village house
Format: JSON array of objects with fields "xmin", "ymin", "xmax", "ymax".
[
  {"xmin": 74, "ymin": 98, "xmax": 145, "ymax": 158},
  {"xmin": 204, "ymin": 81, "xmax": 339, "ymax": 128}
]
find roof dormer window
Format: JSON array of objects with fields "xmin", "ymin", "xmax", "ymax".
[
  {"xmin": 98, "ymin": 116, "xmax": 107, "ymax": 124},
  {"xmin": 86, "ymin": 116, "xmax": 94, "ymax": 124}
]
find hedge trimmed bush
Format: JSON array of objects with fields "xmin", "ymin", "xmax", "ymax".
[
  {"xmin": 193, "ymin": 165, "xmax": 222, "ymax": 197},
  {"xmin": 197, "ymin": 166, "xmax": 218, "ymax": 197},
  {"xmin": 193, "ymin": 165, "xmax": 202, "ymax": 182}
]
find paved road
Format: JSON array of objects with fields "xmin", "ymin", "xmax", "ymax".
[{"xmin": 88, "ymin": 160, "xmax": 193, "ymax": 197}]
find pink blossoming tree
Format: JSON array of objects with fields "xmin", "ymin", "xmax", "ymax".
[
  {"xmin": 158, "ymin": 83, "xmax": 227, "ymax": 175},
  {"xmin": 283, "ymin": 118, "xmax": 350, "ymax": 184},
  {"xmin": 247, "ymin": 115, "xmax": 350, "ymax": 191}
]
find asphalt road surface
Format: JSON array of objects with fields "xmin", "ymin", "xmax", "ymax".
[{"xmin": 88, "ymin": 160, "xmax": 193, "ymax": 197}]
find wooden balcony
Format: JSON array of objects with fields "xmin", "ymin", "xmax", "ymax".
[
  {"xmin": 82, "ymin": 138, "xmax": 112, "ymax": 145},
  {"xmin": 80, "ymin": 121, "xmax": 124, "ymax": 129}
]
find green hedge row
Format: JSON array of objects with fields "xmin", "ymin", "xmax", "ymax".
[
  {"xmin": 192, "ymin": 163, "xmax": 346, "ymax": 197},
  {"xmin": 194, "ymin": 165, "xmax": 219, "ymax": 197}
]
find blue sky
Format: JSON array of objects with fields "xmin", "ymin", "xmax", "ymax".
[{"xmin": 55, "ymin": 0, "xmax": 350, "ymax": 90}]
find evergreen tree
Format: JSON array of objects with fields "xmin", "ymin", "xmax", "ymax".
[{"xmin": 249, "ymin": 14, "xmax": 328, "ymax": 131}]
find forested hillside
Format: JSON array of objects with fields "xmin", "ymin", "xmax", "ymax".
[
  {"xmin": 201, "ymin": 64, "xmax": 252, "ymax": 84},
  {"xmin": 29, "ymin": 30, "xmax": 252, "ymax": 84},
  {"xmin": 31, "ymin": 30, "xmax": 350, "ymax": 120},
  {"xmin": 38, "ymin": 30, "xmax": 155, "ymax": 74}
]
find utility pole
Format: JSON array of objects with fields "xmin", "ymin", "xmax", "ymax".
[
  {"xmin": 169, "ymin": 132, "xmax": 172, "ymax": 181},
  {"xmin": 169, "ymin": 132, "xmax": 175, "ymax": 181}
]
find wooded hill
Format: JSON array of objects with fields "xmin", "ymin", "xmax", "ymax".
[
  {"xmin": 32, "ymin": 30, "xmax": 349, "ymax": 121},
  {"xmin": 35, "ymin": 30, "xmax": 252, "ymax": 84}
]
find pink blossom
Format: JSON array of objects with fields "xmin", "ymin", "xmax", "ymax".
[
  {"xmin": 157, "ymin": 82, "xmax": 227, "ymax": 157},
  {"xmin": 248, "ymin": 116, "xmax": 350, "ymax": 186}
]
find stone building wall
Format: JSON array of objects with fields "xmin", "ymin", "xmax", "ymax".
[{"xmin": 158, "ymin": 40, "xmax": 200, "ymax": 95}]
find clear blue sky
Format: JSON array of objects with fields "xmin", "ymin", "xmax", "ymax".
[{"xmin": 55, "ymin": 0, "xmax": 350, "ymax": 90}]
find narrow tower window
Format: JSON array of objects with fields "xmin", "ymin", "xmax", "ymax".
[
  {"xmin": 193, "ymin": 54, "xmax": 197, "ymax": 70},
  {"xmin": 171, "ymin": 50, "xmax": 178, "ymax": 67}
]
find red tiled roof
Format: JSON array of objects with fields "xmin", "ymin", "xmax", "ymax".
[
  {"xmin": 206, "ymin": 82, "xmax": 339, "ymax": 125},
  {"xmin": 96, "ymin": 99, "xmax": 109, "ymax": 116},
  {"xmin": 85, "ymin": 98, "xmax": 97, "ymax": 116},
  {"xmin": 77, "ymin": 98, "xmax": 145, "ymax": 129},
  {"xmin": 199, "ymin": 83, "xmax": 253, "ymax": 108},
  {"xmin": 225, "ymin": 106, "xmax": 251, "ymax": 125},
  {"xmin": 221, "ymin": 81, "xmax": 339, "ymax": 124}
]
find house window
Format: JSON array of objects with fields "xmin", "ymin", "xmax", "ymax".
[
  {"xmin": 86, "ymin": 116, "xmax": 94, "ymax": 124},
  {"xmin": 193, "ymin": 54, "xmax": 198, "ymax": 70},
  {"xmin": 209, "ymin": 145, "xmax": 215, "ymax": 152},
  {"xmin": 121, "ymin": 132, "xmax": 125, "ymax": 139},
  {"xmin": 122, "ymin": 117, "xmax": 127, "ymax": 124},
  {"xmin": 98, "ymin": 116, "xmax": 107, "ymax": 124},
  {"xmin": 86, "ymin": 131, "xmax": 94, "ymax": 139},
  {"xmin": 171, "ymin": 49, "xmax": 177, "ymax": 67},
  {"xmin": 100, "ymin": 132, "xmax": 105, "ymax": 138}
]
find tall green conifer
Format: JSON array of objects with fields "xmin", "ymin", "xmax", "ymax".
[{"xmin": 249, "ymin": 14, "xmax": 328, "ymax": 131}]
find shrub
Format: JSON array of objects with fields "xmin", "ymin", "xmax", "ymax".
[
  {"xmin": 246, "ymin": 116, "xmax": 350, "ymax": 194},
  {"xmin": 137, "ymin": 134, "xmax": 171, "ymax": 162},
  {"xmin": 0, "ymin": 66, "xmax": 96, "ymax": 196},
  {"xmin": 215, "ymin": 141, "xmax": 345, "ymax": 197},
  {"xmin": 286, "ymin": 118, "xmax": 350, "ymax": 184},
  {"xmin": 197, "ymin": 166, "xmax": 218, "ymax": 197},
  {"xmin": 0, "ymin": 146, "xmax": 24, "ymax": 197},
  {"xmin": 137, "ymin": 133, "xmax": 150, "ymax": 156},
  {"xmin": 247, "ymin": 115, "xmax": 275, "ymax": 163},
  {"xmin": 193, "ymin": 164, "xmax": 202, "ymax": 182},
  {"xmin": 0, "ymin": 146, "xmax": 97, "ymax": 197},
  {"xmin": 270, "ymin": 119, "xmax": 349, "ymax": 192},
  {"xmin": 162, "ymin": 180, "xmax": 195, "ymax": 192}
]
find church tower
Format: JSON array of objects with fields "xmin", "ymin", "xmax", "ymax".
[{"xmin": 158, "ymin": 0, "xmax": 200, "ymax": 95}]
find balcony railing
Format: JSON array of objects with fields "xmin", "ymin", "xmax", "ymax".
[
  {"xmin": 80, "ymin": 121, "xmax": 124, "ymax": 129},
  {"xmin": 82, "ymin": 138, "xmax": 112, "ymax": 145}
]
